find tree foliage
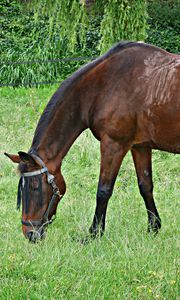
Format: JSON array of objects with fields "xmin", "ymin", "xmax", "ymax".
[
  {"xmin": 18, "ymin": 0, "xmax": 148, "ymax": 53},
  {"xmin": 99, "ymin": 0, "xmax": 148, "ymax": 52}
]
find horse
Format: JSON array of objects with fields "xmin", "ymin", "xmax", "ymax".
[{"xmin": 5, "ymin": 41, "xmax": 180, "ymax": 242}]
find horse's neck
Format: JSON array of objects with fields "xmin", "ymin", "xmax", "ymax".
[{"xmin": 31, "ymin": 93, "xmax": 87, "ymax": 168}]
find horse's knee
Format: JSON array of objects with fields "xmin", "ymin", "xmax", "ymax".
[
  {"xmin": 138, "ymin": 180, "xmax": 153, "ymax": 198},
  {"xmin": 97, "ymin": 184, "xmax": 112, "ymax": 204}
]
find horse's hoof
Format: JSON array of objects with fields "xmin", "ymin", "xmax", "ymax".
[{"xmin": 148, "ymin": 217, "xmax": 161, "ymax": 234}]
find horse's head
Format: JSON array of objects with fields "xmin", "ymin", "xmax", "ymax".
[{"xmin": 5, "ymin": 151, "xmax": 66, "ymax": 242}]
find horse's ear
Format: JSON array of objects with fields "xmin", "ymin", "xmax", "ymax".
[
  {"xmin": 4, "ymin": 152, "xmax": 21, "ymax": 163},
  {"xmin": 18, "ymin": 151, "xmax": 37, "ymax": 165}
]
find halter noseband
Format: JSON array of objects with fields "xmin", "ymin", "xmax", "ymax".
[{"xmin": 17, "ymin": 154, "xmax": 61, "ymax": 228}]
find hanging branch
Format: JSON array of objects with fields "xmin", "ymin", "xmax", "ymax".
[{"xmin": 17, "ymin": 0, "xmax": 148, "ymax": 54}]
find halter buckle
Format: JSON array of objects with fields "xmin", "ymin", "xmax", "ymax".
[{"xmin": 47, "ymin": 173, "xmax": 55, "ymax": 184}]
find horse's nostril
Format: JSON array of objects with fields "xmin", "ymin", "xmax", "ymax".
[{"xmin": 26, "ymin": 231, "xmax": 33, "ymax": 241}]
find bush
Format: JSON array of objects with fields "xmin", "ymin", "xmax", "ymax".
[{"xmin": 146, "ymin": 0, "xmax": 180, "ymax": 53}]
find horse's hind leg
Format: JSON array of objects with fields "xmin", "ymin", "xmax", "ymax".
[
  {"xmin": 89, "ymin": 137, "xmax": 129, "ymax": 237},
  {"xmin": 131, "ymin": 147, "xmax": 161, "ymax": 233}
]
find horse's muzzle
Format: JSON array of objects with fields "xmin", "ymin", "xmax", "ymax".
[{"xmin": 26, "ymin": 228, "xmax": 45, "ymax": 243}]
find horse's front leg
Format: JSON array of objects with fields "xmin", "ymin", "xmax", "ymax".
[
  {"xmin": 89, "ymin": 137, "xmax": 128, "ymax": 238},
  {"xmin": 131, "ymin": 147, "xmax": 161, "ymax": 233}
]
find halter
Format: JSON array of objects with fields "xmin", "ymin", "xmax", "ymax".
[{"xmin": 17, "ymin": 153, "xmax": 61, "ymax": 227}]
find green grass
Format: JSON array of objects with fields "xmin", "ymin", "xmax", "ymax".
[{"xmin": 0, "ymin": 87, "xmax": 179, "ymax": 300}]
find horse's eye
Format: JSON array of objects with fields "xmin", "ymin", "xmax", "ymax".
[{"xmin": 31, "ymin": 177, "xmax": 39, "ymax": 190}]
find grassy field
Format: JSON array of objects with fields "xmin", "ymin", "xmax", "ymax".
[{"xmin": 0, "ymin": 87, "xmax": 179, "ymax": 300}]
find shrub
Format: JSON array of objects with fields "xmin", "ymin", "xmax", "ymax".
[{"xmin": 146, "ymin": 0, "xmax": 180, "ymax": 53}]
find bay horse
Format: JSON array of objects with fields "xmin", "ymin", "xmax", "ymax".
[{"xmin": 5, "ymin": 42, "xmax": 180, "ymax": 242}]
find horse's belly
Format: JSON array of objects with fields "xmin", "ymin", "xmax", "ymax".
[
  {"xmin": 137, "ymin": 105, "xmax": 180, "ymax": 153},
  {"xmin": 151, "ymin": 127, "xmax": 180, "ymax": 153}
]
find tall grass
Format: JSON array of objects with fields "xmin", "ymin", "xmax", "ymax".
[{"xmin": 0, "ymin": 87, "xmax": 179, "ymax": 299}]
